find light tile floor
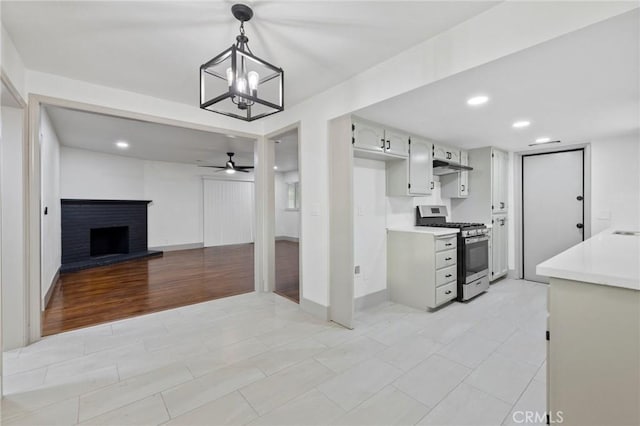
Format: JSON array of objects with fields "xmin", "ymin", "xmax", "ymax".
[{"xmin": 1, "ymin": 279, "xmax": 547, "ymax": 426}]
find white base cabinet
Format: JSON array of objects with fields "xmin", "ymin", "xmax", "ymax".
[
  {"xmin": 548, "ymin": 278, "xmax": 640, "ymax": 426},
  {"xmin": 387, "ymin": 230, "xmax": 458, "ymax": 309}
]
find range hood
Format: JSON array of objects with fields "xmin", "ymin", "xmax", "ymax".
[{"xmin": 432, "ymin": 159, "xmax": 473, "ymax": 176}]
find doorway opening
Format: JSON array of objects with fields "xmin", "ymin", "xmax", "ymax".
[
  {"xmin": 35, "ymin": 102, "xmax": 259, "ymax": 336},
  {"xmin": 271, "ymin": 127, "xmax": 301, "ymax": 303},
  {"xmin": 519, "ymin": 147, "xmax": 590, "ymax": 283}
]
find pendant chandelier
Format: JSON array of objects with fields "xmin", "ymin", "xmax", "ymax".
[{"xmin": 199, "ymin": 4, "xmax": 284, "ymax": 122}]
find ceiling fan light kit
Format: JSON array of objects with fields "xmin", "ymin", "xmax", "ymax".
[{"xmin": 199, "ymin": 4, "xmax": 284, "ymax": 122}]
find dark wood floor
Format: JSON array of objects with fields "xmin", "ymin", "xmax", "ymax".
[
  {"xmin": 274, "ymin": 240, "xmax": 300, "ymax": 303},
  {"xmin": 43, "ymin": 244, "xmax": 255, "ymax": 336}
]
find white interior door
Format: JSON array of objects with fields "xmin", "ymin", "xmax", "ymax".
[
  {"xmin": 203, "ymin": 179, "xmax": 255, "ymax": 247},
  {"xmin": 523, "ymin": 150, "xmax": 584, "ymax": 283}
]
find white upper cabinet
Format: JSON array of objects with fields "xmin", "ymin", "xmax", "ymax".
[
  {"xmin": 352, "ymin": 119, "xmax": 385, "ymax": 153},
  {"xmin": 433, "ymin": 144, "xmax": 461, "ymax": 163},
  {"xmin": 384, "ymin": 129, "xmax": 410, "ymax": 157},
  {"xmin": 352, "ymin": 118, "xmax": 409, "ymax": 158},
  {"xmin": 387, "ymin": 137, "xmax": 433, "ymax": 196},
  {"xmin": 491, "ymin": 148, "xmax": 509, "ymax": 213},
  {"xmin": 441, "ymin": 149, "xmax": 469, "ymax": 198}
]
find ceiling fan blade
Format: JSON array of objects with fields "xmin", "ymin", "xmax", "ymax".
[
  {"xmin": 198, "ymin": 165, "xmax": 226, "ymax": 169},
  {"xmin": 236, "ymin": 169, "xmax": 251, "ymax": 173},
  {"xmin": 235, "ymin": 166, "xmax": 255, "ymax": 170}
]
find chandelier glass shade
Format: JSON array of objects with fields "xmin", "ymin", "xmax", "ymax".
[{"xmin": 199, "ymin": 4, "xmax": 284, "ymax": 121}]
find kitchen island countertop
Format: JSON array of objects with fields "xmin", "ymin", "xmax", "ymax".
[{"xmin": 537, "ymin": 229, "xmax": 640, "ymax": 291}]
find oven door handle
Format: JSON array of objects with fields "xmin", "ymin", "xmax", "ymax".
[{"xmin": 465, "ymin": 236, "xmax": 489, "ymax": 244}]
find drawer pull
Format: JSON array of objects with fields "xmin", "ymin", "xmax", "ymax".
[
  {"xmin": 445, "ymin": 274, "xmax": 452, "ymax": 278},
  {"xmin": 445, "ymin": 290, "xmax": 452, "ymax": 295},
  {"xmin": 445, "ymin": 243, "xmax": 452, "ymax": 246},
  {"xmin": 445, "ymin": 257, "xmax": 452, "ymax": 261}
]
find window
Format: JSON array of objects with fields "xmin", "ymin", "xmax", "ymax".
[{"xmin": 287, "ymin": 182, "xmax": 300, "ymax": 210}]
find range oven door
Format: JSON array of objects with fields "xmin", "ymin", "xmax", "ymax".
[{"xmin": 462, "ymin": 235, "xmax": 489, "ymax": 283}]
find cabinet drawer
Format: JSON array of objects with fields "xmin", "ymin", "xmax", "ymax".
[
  {"xmin": 436, "ymin": 236, "xmax": 457, "ymax": 252},
  {"xmin": 436, "ymin": 265, "xmax": 457, "ymax": 287},
  {"xmin": 435, "ymin": 282, "xmax": 457, "ymax": 305},
  {"xmin": 436, "ymin": 249, "xmax": 457, "ymax": 269}
]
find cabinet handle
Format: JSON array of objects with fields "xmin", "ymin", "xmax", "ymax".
[
  {"xmin": 430, "ymin": 181, "xmax": 434, "ymax": 190},
  {"xmin": 380, "ymin": 138, "xmax": 386, "ymax": 149},
  {"xmin": 445, "ymin": 257, "xmax": 452, "ymax": 261},
  {"xmin": 446, "ymin": 152, "xmax": 451, "ymax": 159},
  {"xmin": 500, "ymin": 202, "xmax": 505, "ymax": 209},
  {"xmin": 445, "ymin": 243, "xmax": 452, "ymax": 246},
  {"xmin": 445, "ymin": 290, "xmax": 452, "ymax": 295},
  {"xmin": 461, "ymin": 184, "xmax": 465, "ymax": 191},
  {"xmin": 445, "ymin": 274, "xmax": 452, "ymax": 278},
  {"xmin": 387, "ymin": 140, "xmax": 391, "ymax": 150}
]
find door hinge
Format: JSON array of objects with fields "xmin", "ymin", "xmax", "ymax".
[
  {"xmin": 408, "ymin": 138, "xmax": 411, "ymax": 145},
  {"xmin": 492, "ymin": 153, "xmax": 494, "ymax": 158},
  {"xmin": 546, "ymin": 330, "xmax": 550, "ymax": 341},
  {"xmin": 352, "ymin": 137, "xmax": 355, "ymax": 145},
  {"xmin": 352, "ymin": 124, "xmax": 355, "ymax": 131},
  {"xmin": 491, "ymin": 205, "xmax": 494, "ymax": 210},
  {"xmin": 546, "ymin": 414, "xmax": 550, "ymax": 425},
  {"xmin": 408, "ymin": 183, "xmax": 411, "ymax": 189}
]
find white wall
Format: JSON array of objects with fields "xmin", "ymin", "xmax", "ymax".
[
  {"xmin": 262, "ymin": 2, "xmax": 634, "ymax": 306},
  {"xmin": 40, "ymin": 109, "xmax": 61, "ymax": 303},
  {"xmin": 60, "ymin": 147, "xmax": 254, "ymax": 248},
  {"xmin": 353, "ymin": 159, "xmax": 386, "ymax": 299},
  {"xmin": 1, "ymin": 106, "xmax": 26, "ymax": 350},
  {"xmin": 274, "ymin": 170, "xmax": 300, "ymax": 239},
  {"xmin": 590, "ymin": 134, "xmax": 640, "ymax": 234}
]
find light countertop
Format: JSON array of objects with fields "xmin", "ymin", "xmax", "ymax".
[
  {"xmin": 537, "ymin": 229, "xmax": 640, "ymax": 291},
  {"xmin": 387, "ymin": 226, "xmax": 459, "ymax": 236}
]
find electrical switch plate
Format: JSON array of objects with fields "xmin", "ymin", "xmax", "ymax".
[{"xmin": 354, "ymin": 265, "xmax": 360, "ymax": 274}]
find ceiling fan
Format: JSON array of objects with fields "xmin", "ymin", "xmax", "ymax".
[{"xmin": 198, "ymin": 152, "xmax": 254, "ymax": 174}]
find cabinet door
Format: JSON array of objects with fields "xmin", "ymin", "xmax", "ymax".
[
  {"xmin": 491, "ymin": 149, "xmax": 506, "ymax": 213},
  {"xmin": 433, "ymin": 144, "xmax": 448, "ymax": 161},
  {"xmin": 500, "ymin": 150, "xmax": 509, "ymax": 211},
  {"xmin": 491, "ymin": 214, "xmax": 508, "ymax": 280},
  {"xmin": 449, "ymin": 149, "xmax": 461, "ymax": 164},
  {"xmin": 385, "ymin": 130, "xmax": 409, "ymax": 157},
  {"xmin": 353, "ymin": 119, "xmax": 385, "ymax": 153},
  {"xmin": 408, "ymin": 138, "xmax": 432, "ymax": 195},
  {"xmin": 460, "ymin": 151, "xmax": 469, "ymax": 197}
]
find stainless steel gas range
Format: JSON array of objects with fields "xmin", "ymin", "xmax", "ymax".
[{"xmin": 416, "ymin": 205, "xmax": 490, "ymax": 301}]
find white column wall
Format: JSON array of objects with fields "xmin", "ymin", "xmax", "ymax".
[{"xmin": 1, "ymin": 106, "xmax": 26, "ymax": 350}]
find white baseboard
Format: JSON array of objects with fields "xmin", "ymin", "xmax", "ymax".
[
  {"xmin": 43, "ymin": 267, "xmax": 61, "ymax": 310},
  {"xmin": 355, "ymin": 289, "xmax": 389, "ymax": 311},
  {"xmin": 148, "ymin": 242, "xmax": 204, "ymax": 252},
  {"xmin": 300, "ymin": 297, "xmax": 329, "ymax": 321}
]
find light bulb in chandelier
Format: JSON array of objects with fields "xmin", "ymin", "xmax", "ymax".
[{"xmin": 247, "ymin": 71, "xmax": 259, "ymax": 95}]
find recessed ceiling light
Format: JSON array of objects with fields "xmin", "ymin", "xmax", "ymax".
[
  {"xmin": 512, "ymin": 120, "xmax": 531, "ymax": 128},
  {"xmin": 467, "ymin": 95, "xmax": 489, "ymax": 106},
  {"xmin": 535, "ymin": 137, "xmax": 551, "ymax": 143},
  {"xmin": 273, "ymin": 166, "xmax": 278, "ymax": 170},
  {"xmin": 115, "ymin": 141, "xmax": 129, "ymax": 149}
]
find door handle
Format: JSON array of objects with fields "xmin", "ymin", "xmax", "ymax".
[
  {"xmin": 576, "ymin": 223, "xmax": 584, "ymax": 229},
  {"xmin": 387, "ymin": 140, "xmax": 391, "ymax": 150},
  {"xmin": 577, "ymin": 195, "xmax": 584, "ymax": 201}
]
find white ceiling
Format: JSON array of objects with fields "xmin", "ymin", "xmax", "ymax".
[
  {"xmin": 2, "ymin": 1, "xmax": 499, "ymax": 107},
  {"xmin": 45, "ymin": 105, "xmax": 257, "ymax": 166},
  {"xmin": 356, "ymin": 9, "xmax": 639, "ymax": 152}
]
